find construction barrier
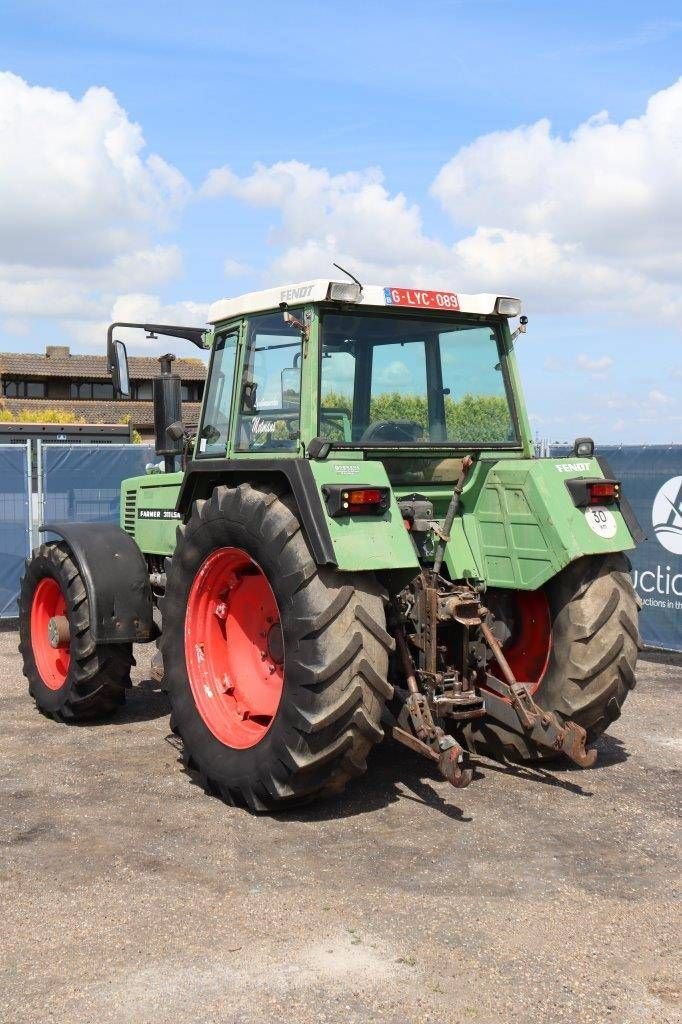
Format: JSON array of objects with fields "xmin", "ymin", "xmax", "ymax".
[
  {"xmin": 38, "ymin": 443, "xmax": 155, "ymax": 526},
  {"xmin": 0, "ymin": 443, "xmax": 32, "ymax": 617},
  {"xmin": 0, "ymin": 442, "xmax": 154, "ymax": 619},
  {"xmin": 2, "ymin": 441, "xmax": 680, "ymax": 652}
]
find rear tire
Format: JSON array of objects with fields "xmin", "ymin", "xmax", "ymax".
[
  {"xmin": 160, "ymin": 483, "xmax": 393, "ymax": 811},
  {"xmin": 464, "ymin": 554, "xmax": 641, "ymax": 761},
  {"xmin": 19, "ymin": 542, "xmax": 133, "ymax": 721}
]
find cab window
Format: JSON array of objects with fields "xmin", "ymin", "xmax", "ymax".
[
  {"xmin": 196, "ymin": 330, "xmax": 238, "ymax": 458},
  {"xmin": 235, "ymin": 311, "xmax": 303, "ymax": 452}
]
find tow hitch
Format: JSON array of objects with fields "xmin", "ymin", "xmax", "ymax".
[
  {"xmin": 393, "ymin": 630, "xmax": 474, "ymax": 790},
  {"xmin": 392, "ymin": 571, "xmax": 598, "ymax": 781},
  {"xmin": 479, "ymin": 619, "xmax": 597, "ymax": 768}
]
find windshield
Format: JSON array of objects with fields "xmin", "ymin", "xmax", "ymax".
[{"xmin": 319, "ymin": 312, "xmax": 518, "ymax": 447}]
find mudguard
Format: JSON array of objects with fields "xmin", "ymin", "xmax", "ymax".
[{"xmin": 39, "ymin": 522, "xmax": 155, "ymax": 643}]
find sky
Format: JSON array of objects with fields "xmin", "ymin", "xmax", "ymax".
[{"xmin": 0, "ymin": 0, "xmax": 680, "ymax": 443}]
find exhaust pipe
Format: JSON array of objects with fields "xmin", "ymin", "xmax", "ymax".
[{"xmin": 154, "ymin": 354, "xmax": 183, "ymax": 473}]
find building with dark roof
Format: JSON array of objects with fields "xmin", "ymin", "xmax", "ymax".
[{"xmin": 0, "ymin": 344, "xmax": 206, "ymax": 438}]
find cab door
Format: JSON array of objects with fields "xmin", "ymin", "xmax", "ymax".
[{"xmin": 194, "ymin": 321, "xmax": 243, "ymax": 460}]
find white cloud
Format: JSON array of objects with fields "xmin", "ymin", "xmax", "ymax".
[
  {"xmin": 64, "ymin": 294, "xmax": 211, "ymax": 355},
  {"xmin": 1, "ymin": 318, "xmax": 30, "ymax": 337},
  {"xmin": 201, "ymin": 160, "xmax": 446, "ymax": 277},
  {"xmin": 201, "ymin": 79, "xmax": 682, "ymax": 328},
  {"xmin": 647, "ymin": 388, "xmax": 673, "ymax": 406},
  {"xmin": 0, "ymin": 246, "xmax": 183, "ymax": 319},
  {"xmin": 0, "ymin": 73, "xmax": 191, "ymax": 342},
  {"xmin": 576, "ymin": 353, "xmax": 614, "ymax": 374},
  {"xmin": 604, "ymin": 388, "xmax": 680, "ymax": 426},
  {"xmin": 223, "ymin": 258, "xmax": 253, "ymax": 277},
  {"xmin": 432, "ymin": 82, "xmax": 682, "ymax": 271},
  {"xmin": 0, "ymin": 72, "xmax": 189, "ymax": 267},
  {"xmin": 375, "ymin": 360, "xmax": 412, "ymax": 389}
]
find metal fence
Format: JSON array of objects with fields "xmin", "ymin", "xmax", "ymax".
[
  {"xmin": 37, "ymin": 442, "xmax": 155, "ymax": 533},
  {"xmin": 1, "ymin": 441, "xmax": 680, "ymax": 651},
  {"xmin": 0, "ymin": 442, "xmax": 154, "ymax": 619},
  {"xmin": 0, "ymin": 443, "xmax": 32, "ymax": 617}
]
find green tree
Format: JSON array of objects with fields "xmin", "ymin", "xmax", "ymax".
[{"xmin": 320, "ymin": 390, "xmax": 511, "ymax": 443}]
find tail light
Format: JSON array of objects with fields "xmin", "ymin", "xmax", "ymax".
[
  {"xmin": 565, "ymin": 477, "xmax": 621, "ymax": 507},
  {"xmin": 587, "ymin": 480, "xmax": 620, "ymax": 504},
  {"xmin": 323, "ymin": 485, "xmax": 390, "ymax": 517}
]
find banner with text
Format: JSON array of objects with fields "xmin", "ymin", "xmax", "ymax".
[{"xmin": 551, "ymin": 445, "xmax": 682, "ymax": 652}]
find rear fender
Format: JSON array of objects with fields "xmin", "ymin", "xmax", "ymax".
[
  {"xmin": 40, "ymin": 522, "xmax": 155, "ymax": 643},
  {"xmin": 459, "ymin": 456, "xmax": 637, "ymax": 590},
  {"xmin": 177, "ymin": 458, "xmax": 419, "ymax": 572}
]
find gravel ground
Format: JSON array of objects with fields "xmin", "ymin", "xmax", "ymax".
[{"xmin": 1, "ymin": 629, "xmax": 680, "ymax": 1024}]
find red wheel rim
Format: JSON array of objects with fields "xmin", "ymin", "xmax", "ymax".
[
  {"xmin": 489, "ymin": 590, "xmax": 552, "ymax": 695},
  {"xmin": 30, "ymin": 577, "xmax": 70, "ymax": 690},
  {"xmin": 185, "ymin": 547, "xmax": 284, "ymax": 749}
]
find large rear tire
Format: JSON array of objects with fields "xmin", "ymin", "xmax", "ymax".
[
  {"xmin": 464, "ymin": 554, "xmax": 640, "ymax": 761},
  {"xmin": 160, "ymin": 483, "xmax": 393, "ymax": 811},
  {"xmin": 19, "ymin": 542, "xmax": 133, "ymax": 721}
]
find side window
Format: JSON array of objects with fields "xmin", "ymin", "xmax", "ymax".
[
  {"xmin": 320, "ymin": 349, "xmax": 355, "ymax": 442},
  {"xmin": 196, "ymin": 330, "xmax": 238, "ymax": 458},
  {"xmin": 236, "ymin": 311, "xmax": 303, "ymax": 452}
]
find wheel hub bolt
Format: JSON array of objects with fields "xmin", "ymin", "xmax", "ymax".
[{"xmin": 47, "ymin": 615, "xmax": 69, "ymax": 649}]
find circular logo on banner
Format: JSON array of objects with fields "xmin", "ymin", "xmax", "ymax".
[
  {"xmin": 652, "ymin": 476, "xmax": 682, "ymax": 555},
  {"xmin": 584, "ymin": 506, "xmax": 617, "ymax": 539}
]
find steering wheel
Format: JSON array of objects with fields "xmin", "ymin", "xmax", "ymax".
[{"xmin": 359, "ymin": 420, "xmax": 423, "ymax": 443}]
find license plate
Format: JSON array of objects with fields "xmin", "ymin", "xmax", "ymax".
[{"xmin": 384, "ymin": 287, "xmax": 460, "ymax": 311}]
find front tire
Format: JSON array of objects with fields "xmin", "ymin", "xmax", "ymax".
[
  {"xmin": 464, "ymin": 554, "xmax": 641, "ymax": 761},
  {"xmin": 19, "ymin": 543, "xmax": 133, "ymax": 721},
  {"xmin": 161, "ymin": 484, "xmax": 393, "ymax": 811}
]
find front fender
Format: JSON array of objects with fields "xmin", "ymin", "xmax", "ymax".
[{"xmin": 40, "ymin": 522, "xmax": 155, "ymax": 643}]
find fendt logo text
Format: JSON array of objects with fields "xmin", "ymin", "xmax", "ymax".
[
  {"xmin": 555, "ymin": 462, "xmax": 591, "ymax": 473},
  {"xmin": 652, "ymin": 476, "xmax": 682, "ymax": 555}
]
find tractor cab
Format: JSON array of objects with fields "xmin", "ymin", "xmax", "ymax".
[{"xmin": 108, "ymin": 279, "xmax": 532, "ymax": 480}]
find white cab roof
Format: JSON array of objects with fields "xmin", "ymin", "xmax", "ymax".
[{"xmin": 208, "ymin": 280, "xmax": 520, "ymax": 324}]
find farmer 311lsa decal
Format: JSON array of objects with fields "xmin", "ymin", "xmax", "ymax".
[{"xmin": 18, "ymin": 276, "xmax": 641, "ymax": 810}]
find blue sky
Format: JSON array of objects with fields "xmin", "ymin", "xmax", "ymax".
[{"xmin": 0, "ymin": 0, "xmax": 680, "ymax": 443}]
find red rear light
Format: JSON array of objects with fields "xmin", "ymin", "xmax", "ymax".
[
  {"xmin": 323, "ymin": 485, "xmax": 390, "ymax": 517},
  {"xmin": 587, "ymin": 481, "xmax": 620, "ymax": 504},
  {"xmin": 346, "ymin": 488, "xmax": 383, "ymax": 507}
]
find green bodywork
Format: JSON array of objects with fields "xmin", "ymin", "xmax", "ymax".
[
  {"xmin": 120, "ymin": 302, "xmax": 635, "ymax": 591},
  {"xmin": 121, "ymin": 454, "xmax": 633, "ymax": 590}
]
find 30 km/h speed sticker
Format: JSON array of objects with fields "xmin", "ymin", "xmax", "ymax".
[{"xmin": 584, "ymin": 506, "xmax": 617, "ymax": 539}]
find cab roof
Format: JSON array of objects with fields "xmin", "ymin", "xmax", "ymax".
[{"xmin": 207, "ymin": 280, "xmax": 521, "ymax": 324}]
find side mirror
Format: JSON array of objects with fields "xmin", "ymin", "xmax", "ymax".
[
  {"xmin": 281, "ymin": 367, "xmax": 300, "ymax": 409},
  {"xmin": 111, "ymin": 340, "xmax": 130, "ymax": 398}
]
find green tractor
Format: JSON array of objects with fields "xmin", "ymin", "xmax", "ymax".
[{"xmin": 19, "ymin": 276, "xmax": 642, "ymax": 809}]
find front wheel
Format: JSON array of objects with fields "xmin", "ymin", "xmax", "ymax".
[
  {"xmin": 160, "ymin": 484, "xmax": 393, "ymax": 811},
  {"xmin": 464, "ymin": 554, "xmax": 641, "ymax": 761},
  {"xmin": 19, "ymin": 543, "xmax": 133, "ymax": 721}
]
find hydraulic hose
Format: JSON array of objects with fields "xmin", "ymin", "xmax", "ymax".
[{"xmin": 432, "ymin": 455, "xmax": 473, "ymax": 576}]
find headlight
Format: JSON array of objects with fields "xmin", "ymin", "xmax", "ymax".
[
  {"xmin": 495, "ymin": 296, "xmax": 522, "ymax": 317},
  {"xmin": 327, "ymin": 281, "xmax": 362, "ymax": 303},
  {"xmin": 573, "ymin": 436, "xmax": 595, "ymax": 457}
]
